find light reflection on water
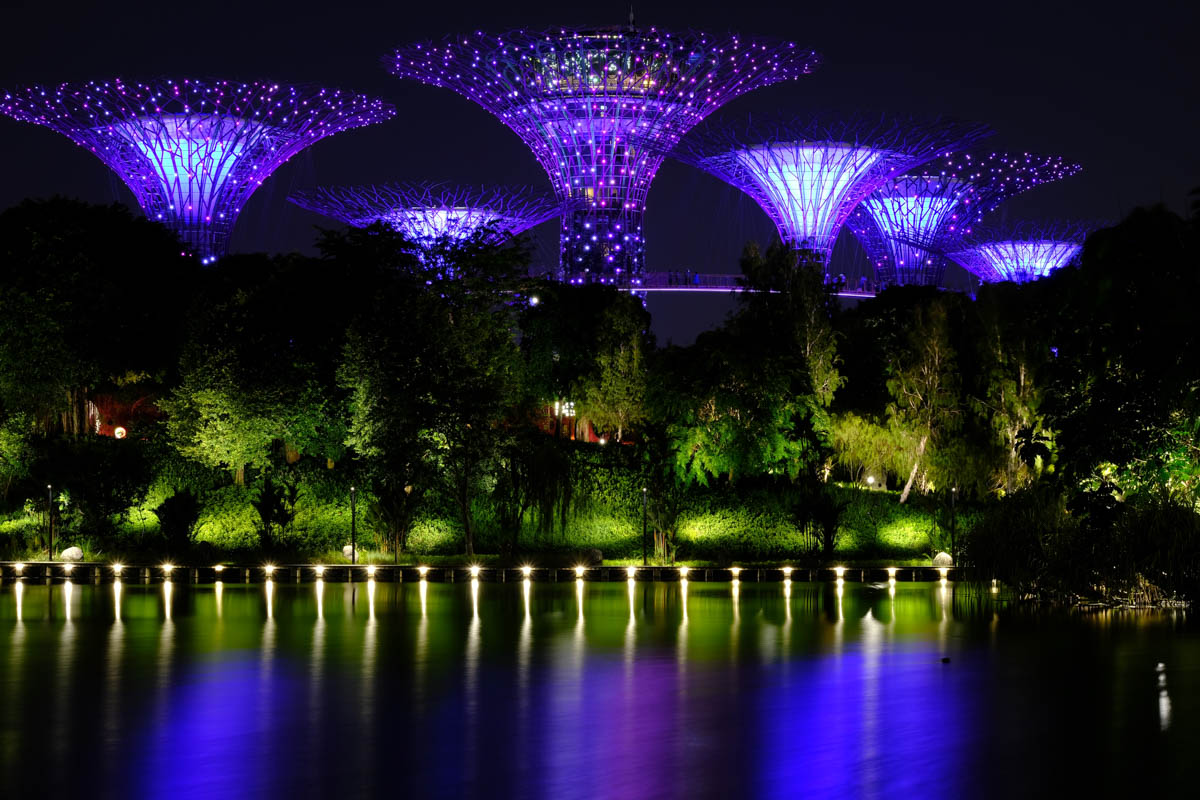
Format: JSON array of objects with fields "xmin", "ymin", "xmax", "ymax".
[{"xmin": 0, "ymin": 579, "xmax": 1197, "ymax": 798}]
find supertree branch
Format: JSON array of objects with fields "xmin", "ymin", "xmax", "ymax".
[
  {"xmin": 0, "ymin": 78, "xmax": 395, "ymax": 262},
  {"xmin": 671, "ymin": 114, "xmax": 991, "ymax": 265},
  {"xmin": 289, "ymin": 182, "xmax": 568, "ymax": 243},
  {"xmin": 846, "ymin": 151, "xmax": 1082, "ymax": 286},
  {"xmin": 934, "ymin": 219, "xmax": 1100, "ymax": 283},
  {"xmin": 387, "ymin": 26, "xmax": 821, "ymax": 279}
]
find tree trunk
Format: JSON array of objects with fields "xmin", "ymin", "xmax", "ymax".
[
  {"xmin": 234, "ymin": 464, "xmax": 245, "ymax": 487},
  {"xmin": 899, "ymin": 434, "xmax": 928, "ymax": 504}
]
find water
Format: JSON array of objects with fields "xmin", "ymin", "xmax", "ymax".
[{"xmin": 1, "ymin": 578, "xmax": 1197, "ymax": 798}]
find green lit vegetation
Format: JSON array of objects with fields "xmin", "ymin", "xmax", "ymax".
[{"xmin": 1, "ymin": 196, "xmax": 1199, "ymax": 601}]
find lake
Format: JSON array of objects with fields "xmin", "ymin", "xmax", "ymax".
[{"xmin": 1, "ymin": 578, "xmax": 1196, "ymax": 798}]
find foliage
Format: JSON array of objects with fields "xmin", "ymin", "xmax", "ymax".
[{"xmin": 154, "ymin": 490, "xmax": 201, "ymax": 553}]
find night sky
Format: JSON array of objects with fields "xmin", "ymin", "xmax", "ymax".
[{"xmin": 2, "ymin": 1, "xmax": 1196, "ymax": 344}]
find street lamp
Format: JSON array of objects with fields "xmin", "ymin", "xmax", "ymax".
[
  {"xmin": 866, "ymin": 475, "xmax": 875, "ymax": 487},
  {"xmin": 641, "ymin": 487, "xmax": 648, "ymax": 566},
  {"xmin": 350, "ymin": 486, "xmax": 357, "ymax": 566},
  {"xmin": 46, "ymin": 484, "xmax": 53, "ymax": 562}
]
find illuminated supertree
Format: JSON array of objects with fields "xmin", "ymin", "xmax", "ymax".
[
  {"xmin": 289, "ymin": 182, "xmax": 566, "ymax": 245},
  {"xmin": 0, "ymin": 78, "xmax": 395, "ymax": 263},
  {"xmin": 940, "ymin": 220, "xmax": 1096, "ymax": 283},
  {"xmin": 846, "ymin": 151, "xmax": 1082, "ymax": 286},
  {"xmin": 671, "ymin": 115, "xmax": 990, "ymax": 267},
  {"xmin": 386, "ymin": 26, "xmax": 821, "ymax": 281}
]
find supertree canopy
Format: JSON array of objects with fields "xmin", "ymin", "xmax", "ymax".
[
  {"xmin": 0, "ymin": 78, "xmax": 395, "ymax": 262},
  {"xmin": 846, "ymin": 151, "xmax": 1082, "ymax": 286},
  {"xmin": 671, "ymin": 115, "xmax": 990, "ymax": 265},
  {"xmin": 386, "ymin": 26, "xmax": 821, "ymax": 281},
  {"xmin": 942, "ymin": 220, "xmax": 1096, "ymax": 283},
  {"xmin": 289, "ymin": 182, "xmax": 566, "ymax": 244}
]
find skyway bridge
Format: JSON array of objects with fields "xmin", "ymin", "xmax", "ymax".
[{"xmin": 564, "ymin": 271, "xmax": 877, "ymax": 299}]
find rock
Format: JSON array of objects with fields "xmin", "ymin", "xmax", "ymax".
[
  {"xmin": 60, "ymin": 546, "xmax": 83, "ymax": 562},
  {"xmin": 342, "ymin": 545, "xmax": 359, "ymax": 561},
  {"xmin": 583, "ymin": 548, "xmax": 603, "ymax": 566},
  {"xmin": 932, "ymin": 551, "xmax": 954, "ymax": 567}
]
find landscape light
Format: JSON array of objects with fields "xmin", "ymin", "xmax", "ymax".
[
  {"xmin": 782, "ymin": 566, "xmax": 793, "ymax": 577},
  {"xmin": 679, "ymin": 566, "xmax": 690, "ymax": 577},
  {"xmin": 674, "ymin": 115, "xmax": 989, "ymax": 266},
  {"xmin": 574, "ymin": 565, "xmax": 586, "ymax": 578},
  {"xmin": 367, "ymin": 565, "xmax": 377, "ymax": 577},
  {"xmin": 887, "ymin": 567, "xmax": 897, "ymax": 578},
  {"xmin": 469, "ymin": 564, "xmax": 481, "ymax": 578},
  {"xmin": 521, "ymin": 565, "xmax": 532, "ymax": 578},
  {"xmin": 730, "ymin": 567, "xmax": 741, "ymax": 578},
  {"xmin": 387, "ymin": 27, "xmax": 821, "ymax": 279},
  {"xmin": 161, "ymin": 563, "xmax": 174, "ymax": 575},
  {"xmin": 314, "ymin": 565, "xmax": 326, "ymax": 577},
  {"xmin": 289, "ymin": 182, "xmax": 567, "ymax": 250},
  {"xmin": 418, "ymin": 565, "xmax": 429, "ymax": 578},
  {"xmin": 867, "ymin": 475, "xmax": 876, "ymax": 486},
  {"xmin": 263, "ymin": 564, "xmax": 276, "ymax": 576},
  {"xmin": 0, "ymin": 78, "xmax": 394, "ymax": 261},
  {"xmin": 111, "ymin": 563, "xmax": 123, "ymax": 576},
  {"xmin": 13, "ymin": 563, "xmax": 25, "ymax": 574},
  {"xmin": 213, "ymin": 564, "xmax": 224, "ymax": 573},
  {"xmin": 938, "ymin": 567, "xmax": 949, "ymax": 579},
  {"xmin": 62, "ymin": 563, "xmax": 74, "ymax": 574},
  {"xmin": 834, "ymin": 566, "xmax": 846, "ymax": 578},
  {"xmin": 849, "ymin": 151, "xmax": 1082, "ymax": 287},
  {"xmin": 626, "ymin": 566, "xmax": 637, "ymax": 578}
]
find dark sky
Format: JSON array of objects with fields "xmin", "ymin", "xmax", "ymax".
[{"xmin": 2, "ymin": 1, "xmax": 1196, "ymax": 344}]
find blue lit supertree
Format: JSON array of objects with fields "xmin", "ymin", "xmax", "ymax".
[
  {"xmin": 289, "ymin": 182, "xmax": 566, "ymax": 245},
  {"xmin": 670, "ymin": 115, "xmax": 990, "ymax": 267},
  {"xmin": 386, "ymin": 26, "xmax": 821, "ymax": 282},
  {"xmin": 0, "ymin": 78, "xmax": 395, "ymax": 263},
  {"xmin": 940, "ymin": 220, "xmax": 1096, "ymax": 283},
  {"xmin": 845, "ymin": 151, "xmax": 1083, "ymax": 286}
]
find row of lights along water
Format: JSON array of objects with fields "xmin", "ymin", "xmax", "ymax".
[{"xmin": 7, "ymin": 561, "xmax": 953, "ymax": 583}]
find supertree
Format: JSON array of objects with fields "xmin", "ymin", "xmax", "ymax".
[
  {"xmin": 386, "ymin": 26, "xmax": 821, "ymax": 282},
  {"xmin": 0, "ymin": 78, "xmax": 395, "ymax": 263},
  {"xmin": 845, "ymin": 151, "xmax": 1082, "ymax": 286},
  {"xmin": 940, "ymin": 220, "xmax": 1097, "ymax": 283},
  {"xmin": 289, "ymin": 182, "xmax": 566, "ymax": 245},
  {"xmin": 670, "ymin": 114, "xmax": 991, "ymax": 268}
]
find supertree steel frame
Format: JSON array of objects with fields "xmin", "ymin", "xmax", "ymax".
[
  {"xmin": 940, "ymin": 220, "xmax": 1097, "ymax": 283},
  {"xmin": 386, "ymin": 26, "xmax": 821, "ymax": 281},
  {"xmin": 845, "ymin": 151, "xmax": 1082, "ymax": 286},
  {"xmin": 0, "ymin": 78, "xmax": 395, "ymax": 262},
  {"xmin": 289, "ymin": 182, "xmax": 567, "ymax": 244},
  {"xmin": 671, "ymin": 114, "xmax": 991, "ymax": 267}
]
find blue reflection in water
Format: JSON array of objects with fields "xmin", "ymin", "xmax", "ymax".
[{"xmin": 0, "ymin": 579, "xmax": 1197, "ymax": 798}]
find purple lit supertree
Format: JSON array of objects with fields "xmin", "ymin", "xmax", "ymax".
[
  {"xmin": 0, "ymin": 78, "xmax": 395, "ymax": 263},
  {"xmin": 288, "ymin": 182, "xmax": 566, "ymax": 245},
  {"xmin": 940, "ymin": 220, "xmax": 1097, "ymax": 283},
  {"xmin": 845, "ymin": 151, "xmax": 1082, "ymax": 286},
  {"xmin": 386, "ymin": 26, "xmax": 821, "ymax": 282},
  {"xmin": 670, "ymin": 115, "xmax": 991, "ymax": 268}
]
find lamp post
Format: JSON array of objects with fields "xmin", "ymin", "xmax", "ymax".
[
  {"xmin": 350, "ymin": 486, "xmax": 357, "ymax": 566},
  {"xmin": 46, "ymin": 484, "xmax": 53, "ymax": 562},
  {"xmin": 950, "ymin": 487, "xmax": 957, "ymax": 562},
  {"xmin": 642, "ymin": 487, "xmax": 648, "ymax": 566}
]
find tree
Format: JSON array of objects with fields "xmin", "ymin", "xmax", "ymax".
[
  {"xmin": 886, "ymin": 297, "xmax": 961, "ymax": 503},
  {"xmin": 0, "ymin": 198, "xmax": 195, "ymax": 435},
  {"xmin": 578, "ymin": 294, "xmax": 651, "ymax": 442}
]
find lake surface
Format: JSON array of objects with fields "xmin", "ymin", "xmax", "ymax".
[{"xmin": 1, "ymin": 578, "xmax": 1197, "ymax": 798}]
